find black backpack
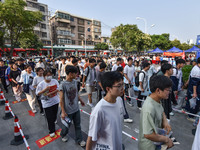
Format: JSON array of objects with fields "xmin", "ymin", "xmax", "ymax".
[
  {"xmin": 85, "ymin": 67, "xmax": 96, "ymax": 82},
  {"xmin": 135, "ymin": 71, "xmax": 145, "ymax": 87}
]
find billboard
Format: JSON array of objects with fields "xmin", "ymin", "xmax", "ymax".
[{"xmin": 196, "ymin": 35, "xmax": 200, "ymax": 45}]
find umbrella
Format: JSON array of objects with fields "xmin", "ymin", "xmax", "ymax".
[{"xmin": 167, "ymin": 47, "xmax": 183, "ymax": 53}]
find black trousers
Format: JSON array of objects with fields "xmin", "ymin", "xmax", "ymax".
[
  {"xmin": 97, "ymin": 88, "xmax": 102, "ymax": 102},
  {"xmin": 52, "ymin": 69, "xmax": 56, "ymax": 76},
  {"xmin": 44, "ymin": 104, "xmax": 59, "ymax": 134},
  {"xmin": 0, "ymin": 77, "xmax": 8, "ymax": 92},
  {"xmin": 60, "ymin": 110, "xmax": 82, "ymax": 143},
  {"xmin": 137, "ymin": 91, "xmax": 146, "ymax": 108}
]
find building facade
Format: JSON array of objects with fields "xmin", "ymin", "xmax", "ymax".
[
  {"xmin": 50, "ymin": 10, "xmax": 101, "ymax": 46},
  {"xmin": 24, "ymin": 0, "xmax": 51, "ymax": 45}
]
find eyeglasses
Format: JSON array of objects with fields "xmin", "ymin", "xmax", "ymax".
[{"xmin": 112, "ymin": 84, "xmax": 124, "ymax": 89}]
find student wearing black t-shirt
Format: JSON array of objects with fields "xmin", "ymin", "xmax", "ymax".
[{"xmin": 10, "ymin": 63, "xmax": 22, "ymax": 101}]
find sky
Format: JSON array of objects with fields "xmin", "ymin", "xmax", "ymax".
[{"xmin": 39, "ymin": 0, "xmax": 200, "ymax": 44}]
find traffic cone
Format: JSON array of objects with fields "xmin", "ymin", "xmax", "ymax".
[
  {"xmin": 2, "ymin": 100, "xmax": 13, "ymax": 120},
  {"xmin": 0, "ymin": 90, "xmax": 5, "ymax": 105},
  {"xmin": 10, "ymin": 115, "xmax": 29, "ymax": 146}
]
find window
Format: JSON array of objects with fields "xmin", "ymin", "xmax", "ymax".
[
  {"xmin": 94, "ymin": 28, "xmax": 98, "ymax": 32},
  {"xmin": 104, "ymin": 39, "xmax": 107, "ymax": 43},
  {"xmin": 58, "ymin": 38, "xmax": 71, "ymax": 44},
  {"xmin": 87, "ymin": 21, "xmax": 91, "ymax": 25},
  {"xmin": 41, "ymin": 24, "xmax": 46, "ymax": 29},
  {"xmin": 78, "ymin": 19, "xmax": 84, "ymax": 25},
  {"xmin": 40, "ymin": 6, "xmax": 45, "ymax": 12},
  {"xmin": 42, "ymin": 32, "xmax": 47, "ymax": 37},
  {"xmin": 88, "ymin": 35, "xmax": 92, "ymax": 39},
  {"xmin": 78, "ymin": 26, "xmax": 84, "ymax": 32},
  {"xmin": 70, "ymin": 17, "xmax": 74, "ymax": 22},
  {"xmin": 95, "ymin": 35, "xmax": 99, "ymax": 39},
  {"xmin": 72, "ymin": 40, "xmax": 75, "ymax": 45},
  {"xmin": 78, "ymin": 41, "xmax": 82, "ymax": 45},
  {"xmin": 56, "ymin": 12, "xmax": 70, "ymax": 20},
  {"xmin": 94, "ymin": 21, "xmax": 100, "ymax": 26},
  {"xmin": 57, "ymin": 30, "xmax": 71, "ymax": 36},
  {"xmin": 42, "ymin": 15, "xmax": 46, "ymax": 21}
]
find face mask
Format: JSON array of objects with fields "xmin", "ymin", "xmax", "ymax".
[{"xmin": 45, "ymin": 76, "xmax": 52, "ymax": 81}]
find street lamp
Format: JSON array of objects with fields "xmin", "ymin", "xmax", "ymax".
[
  {"xmin": 136, "ymin": 17, "xmax": 147, "ymax": 34},
  {"xmin": 84, "ymin": 27, "xmax": 91, "ymax": 57}
]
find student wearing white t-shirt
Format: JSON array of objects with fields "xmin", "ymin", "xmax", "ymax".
[
  {"xmin": 36, "ymin": 70, "xmax": 60, "ymax": 138},
  {"xmin": 124, "ymin": 57, "xmax": 136, "ymax": 107},
  {"xmin": 86, "ymin": 71, "xmax": 125, "ymax": 150},
  {"xmin": 32, "ymin": 67, "xmax": 44, "ymax": 115},
  {"xmin": 111, "ymin": 58, "xmax": 122, "ymax": 71}
]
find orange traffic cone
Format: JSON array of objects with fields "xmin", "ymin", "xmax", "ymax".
[
  {"xmin": 10, "ymin": 116, "xmax": 29, "ymax": 145},
  {"xmin": 2, "ymin": 100, "xmax": 13, "ymax": 120},
  {"xmin": 0, "ymin": 90, "xmax": 5, "ymax": 105}
]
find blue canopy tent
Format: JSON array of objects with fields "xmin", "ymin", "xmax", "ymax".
[
  {"xmin": 147, "ymin": 47, "xmax": 163, "ymax": 53},
  {"xmin": 167, "ymin": 46, "xmax": 183, "ymax": 53},
  {"xmin": 185, "ymin": 46, "xmax": 200, "ymax": 53}
]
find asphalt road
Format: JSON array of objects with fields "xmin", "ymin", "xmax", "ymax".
[{"xmin": 0, "ymin": 87, "xmax": 196, "ymax": 150}]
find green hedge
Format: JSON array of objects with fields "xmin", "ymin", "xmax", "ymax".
[{"xmin": 182, "ymin": 65, "xmax": 193, "ymax": 82}]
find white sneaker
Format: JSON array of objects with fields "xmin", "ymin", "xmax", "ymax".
[
  {"xmin": 124, "ymin": 118, "xmax": 133, "ymax": 123},
  {"xmin": 87, "ymin": 101, "xmax": 94, "ymax": 108},
  {"xmin": 169, "ymin": 112, "xmax": 174, "ymax": 116},
  {"xmin": 61, "ymin": 136, "xmax": 69, "ymax": 142},
  {"xmin": 78, "ymin": 140, "xmax": 86, "ymax": 147},
  {"xmin": 127, "ymin": 101, "xmax": 133, "ymax": 107},
  {"xmin": 49, "ymin": 132, "xmax": 55, "ymax": 137},
  {"xmin": 32, "ymin": 109, "xmax": 37, "ymax": 113}
]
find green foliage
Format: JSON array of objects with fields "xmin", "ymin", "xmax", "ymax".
[
  {"xmin": 110, "ymin": 24, "xmax": 151, "ymax": 53},
  {"xmin": 19, "ymin": 33, "xmax": 43, "ymax": 51},
  {"xmin": 151, "ymin": 33, "xmax": 172, "ymax": 50},
  {"xmin": 94, "ymin": 43, "xmax": 109, "ymax": 50},
  {"xmin": 182, "ymin": 65, "xmax": 193, "ymax": 82},
  {"xmin": 0, "ymin": 0, "xmax": 43, "ymax": 56}
]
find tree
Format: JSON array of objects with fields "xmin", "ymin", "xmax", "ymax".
[
  {"xmin": 171, "ymin": 39, "xmax": 181, "ymax": 49},
  {"xmin": 19, "ymin": 33, "xmax": 43, "ymax": 51},
  {"xmin": 94, "ymin": 43, "xmax": 109, "ymax": 55},
  {"xmin": 110, "ymin": 24, "xmax": 151, "ymax": 53},
  {"xmin": 0, "ymin": 0, "xmax": 42, "ymax": 56},
  {"xmin": 151, "ymin": 33, "xmax": 172, "ymax": 50}
]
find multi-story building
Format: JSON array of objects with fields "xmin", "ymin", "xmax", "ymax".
[
  {"xmin": 50, "ymin": 10, "xmax": 101, "ymax": 46},
  {"xmin": 24, "ymin": 0, "xmax": 51, "ymax": 45}
]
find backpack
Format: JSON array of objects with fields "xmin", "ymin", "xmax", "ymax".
[
  {"xmin": 85, "ymin": 67, "xmax": 96, "ymax": 82},
  {"xmin": 135, "ymin": 71, "xmax": 145, "ymax": 87}
]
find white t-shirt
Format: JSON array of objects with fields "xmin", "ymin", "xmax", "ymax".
[
  {"xmin": 192, "ymin": 120, "xmax": 200, "ymax": 150},
  {"xmin": 35, "ymin": 62, "xmax": 45, "ymax": 69},
  {"xmin": 36, "ymin": 79, "xmax": 60, "ymax": 108},
  {"xmin": 124, "ymin": 65, "xmax": 135, "ymax": 84},
  {"xmin": 112, "ymin": 64, "xmax": 121, "ymax": 71},
  {"xmin": 32, "ymin": 76, "xmax": 44, "ymax": 88},
  {"xmin": 59, "ymin": 63, "xmax": 66, "ymax": 77},
  {"xmin": 138, "ymin": 70, "xmax": 148, "ymax": 91},
  {"xmin": 88, "ymin": 97, "xmax": 125, "ymax": 150},
  {"xmin": 190, "ymin": 65, "xmax": 200, "ymax": 79}
]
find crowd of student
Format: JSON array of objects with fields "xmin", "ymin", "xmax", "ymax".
[{"xmin": 0, "ymin": 54, "xmax": 199, "ymax": 150}]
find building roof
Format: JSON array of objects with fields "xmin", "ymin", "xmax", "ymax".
[{"xmin": 50, "ymin": 10, "xmax": 101, "ymax": 22}]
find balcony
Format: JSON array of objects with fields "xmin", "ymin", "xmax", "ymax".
[{"xmin": 56, "ymin": 18, "xmax": 70, "ymax": 24}]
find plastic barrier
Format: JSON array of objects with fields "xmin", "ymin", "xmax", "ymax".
[
  {"xmin": 125, "ymin": 95, "xmax": 200, "ymax": 118},
  {"xmin": 3, "ymin": 95, "xmax": 31, "ymax": 150}
]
